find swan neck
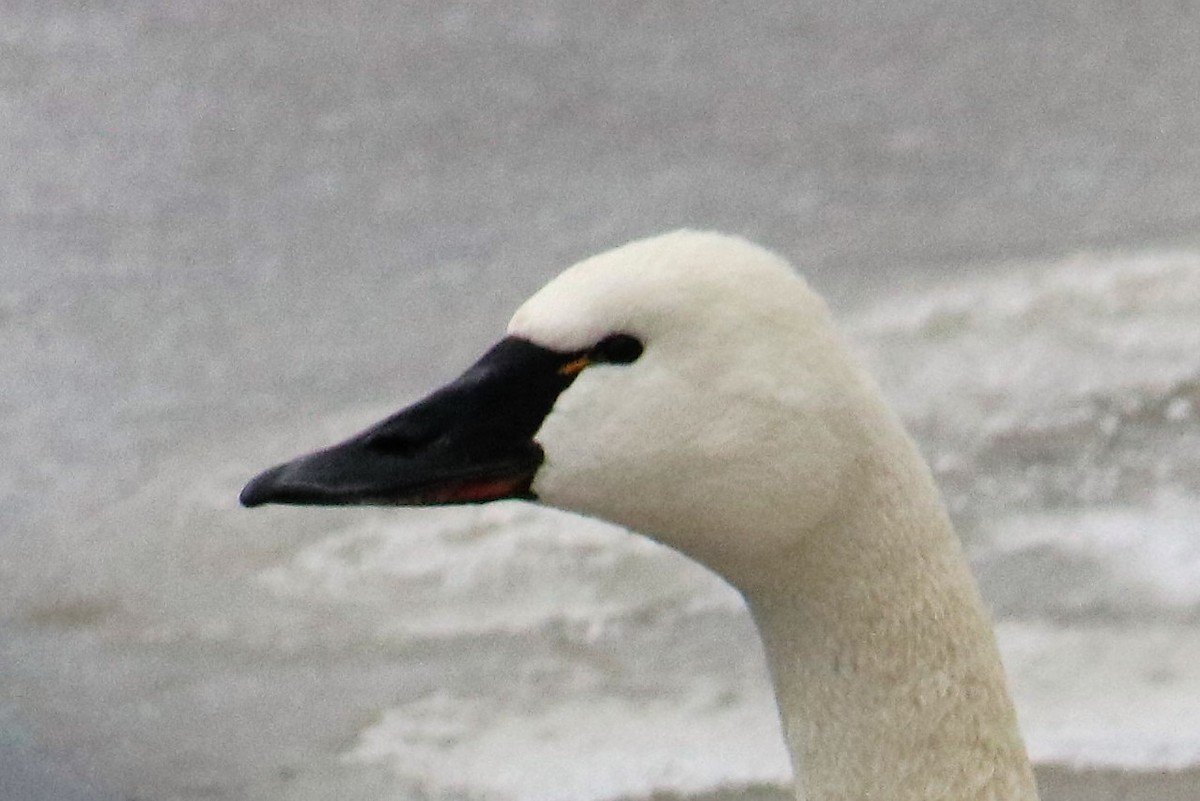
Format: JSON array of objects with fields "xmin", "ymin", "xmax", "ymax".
[{"xmin": 745, "ymin": 436, "xmax": 1039, "ymax": 801}]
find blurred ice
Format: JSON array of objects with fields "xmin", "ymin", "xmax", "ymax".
[{"xmin": 6, "ymin": 2, "xmax": 1200, "ymax": 799}]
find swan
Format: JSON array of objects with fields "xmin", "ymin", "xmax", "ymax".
[{"xmin": 240, "ymin": 230, "xmax": 1040, "ymax": 801}]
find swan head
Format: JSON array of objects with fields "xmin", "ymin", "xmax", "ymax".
[{"xmin": 242, "ymin": 231, "xmax": 873, "ymax": 584}]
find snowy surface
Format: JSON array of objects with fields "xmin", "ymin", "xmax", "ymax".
[{"xmin": 5, "ymin": 2, "xmax": 1200, "ymax": 800}]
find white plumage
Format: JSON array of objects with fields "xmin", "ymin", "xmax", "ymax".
[
  {"xmin": 243, "ymin": 229, "xmax": 1040, "ymax": 800},
  {"xmin": 509, "ymin": 231, "xmax": 1039, "ymax": 801}
]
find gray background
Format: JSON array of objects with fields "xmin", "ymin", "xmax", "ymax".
[{"xmin": 4, "ymin": 1, "xmax": 1200, "ymax": 799}]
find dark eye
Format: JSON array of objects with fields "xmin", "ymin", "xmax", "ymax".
[{"xmin": 591, "ymin": 333, "xmax": 643, "ymax": 365}]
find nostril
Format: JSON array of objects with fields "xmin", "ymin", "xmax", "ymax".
[{"xmin": 363, "ymin": 427, "xmax": 443, "ymax": 458}]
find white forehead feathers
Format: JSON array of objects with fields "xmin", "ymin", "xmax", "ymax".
[{"xmin": 507, "ymin": 230, "xmax": 823, "ymax": 353}]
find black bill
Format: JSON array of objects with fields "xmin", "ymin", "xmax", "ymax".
[{"xmin": 239, "ymin": 337, "xmax": 581, "ymax": 508}]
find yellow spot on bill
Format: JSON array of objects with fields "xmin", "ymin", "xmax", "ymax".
[{"xmin": 559, "ymin": 356, "xmax": 591, "ymax": 376}]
